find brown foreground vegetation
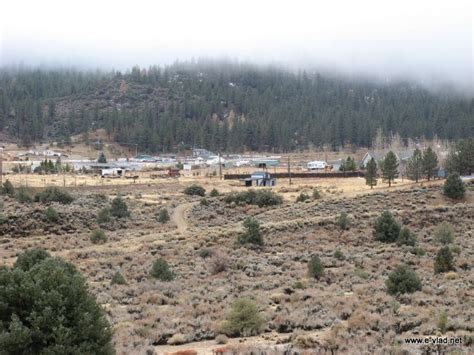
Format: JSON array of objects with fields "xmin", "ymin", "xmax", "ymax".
[{"xmin": 0, "ymin": 176, "xmax": 473, "ymax": 354}]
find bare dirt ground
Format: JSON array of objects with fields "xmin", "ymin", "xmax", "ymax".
[
  {"xmin": 171, "ymin": 202, "xmax": 198, "ymax": 233},
  {"xmin": 1, "ymin": 175, "xmax": 473, "ymax": 354}
]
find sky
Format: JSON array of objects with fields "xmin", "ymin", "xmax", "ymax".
[{"xmin": 1, "ymin": 0, "xmax": 473, "ymax": 91}]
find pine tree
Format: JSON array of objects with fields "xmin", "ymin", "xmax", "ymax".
[
  {"xmin": 373, "ymin": 210, "xmax": 401, "ymax": 243},
  {"xmin": 97, "ymin": 152, "xmax": 107, "ymax": 164},
  {"xmin": 340, "ymin": 157, "xmax": 357, "ymax": 172},
  {"xmin": 406, "ymin": 148, "xmax": 423, "ymax": 182},
  {"xmin": 434, "ymin": 246, "xmax": 455, "ymax": 274},
  {"xmin": 0, "ymin": 250, "xmax": 114, "ymax": 354},
  {"xmin": 422, "ymin": 147, "xmax": 438, "ymax": 181},
  {"xmin": 365, "ymin": 158, "xmax": 377, "ymax": 189},
  {"xmin": 443, "ymin": 173, "xmax": 465, "ymax": 199},
  {"xmin": 381, "ymin": 151, "xmax": 399, "ymax": 187}
]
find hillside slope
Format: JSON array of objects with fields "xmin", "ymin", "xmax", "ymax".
[{"xmin": 0, "ymin": 61, "xmax": 473, "ymax": 152}]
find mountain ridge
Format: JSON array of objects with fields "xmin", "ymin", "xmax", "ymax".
[{"xmin": 0, "ymin": 61, "xmax": 472, "ymax": 152}]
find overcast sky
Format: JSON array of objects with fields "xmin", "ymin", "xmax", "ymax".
[{"xmin": 1, "ymin": 0, "xmax": 473, "ymax": 90}]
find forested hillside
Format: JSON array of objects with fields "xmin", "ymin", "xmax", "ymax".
[{"xmin": 0, "ymin": 61, "xmax": 472, "ymax": 152}]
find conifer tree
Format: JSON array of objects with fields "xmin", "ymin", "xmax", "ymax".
[
  {"xmin": 365, "ymin": 157, "xmax": 377, "ymax": 189},
  {"xmin": 381, "ymin": 151, "xmax": 399, "ymax": 187},
  {"xmin": 406, "ymin": 148, "xmax": 423, "ymax": 182},
  {"xmin": 97, "ymin": 152, "xmax": 107, "ymax": 164},
  {"xmin": 422, "ymin": 147, "xmax": 438, "ymax": 181}
]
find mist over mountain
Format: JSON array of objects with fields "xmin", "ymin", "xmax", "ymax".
[
  {"xmin": 0, "ymin": 60, "xmax": 472, "ymax": 152},
  {"xmin": 2, "ymin": 0, "xmax": 472, "ymax": 93}
]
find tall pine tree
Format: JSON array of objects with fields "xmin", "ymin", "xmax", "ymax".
[
  {"xmin": 406, "ymin": 148, "xmax": 423, "ymax": 182},
  {"xmin": 365, "ymin": 158, "xmax": 378, "ymax": 189},
  {"xmin": 422, "ymin": 147, "xmax": 438, "ymax": 181},
  {"xmin": 381, "ymin": 151, "xmax": 399, "ymax": 187}
]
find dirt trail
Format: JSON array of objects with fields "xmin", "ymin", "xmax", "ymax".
[{"xmin": 171, "ymin": 202, "xmax": 198, "ymax": 233}]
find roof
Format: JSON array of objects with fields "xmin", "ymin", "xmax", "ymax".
[
  {"xmin": 363, "ymin": 151, "xmax": 384, "ymax": 161},
  {"xmin": 362, "ymin": 150, "xmax": 413, "ymax": 163}
]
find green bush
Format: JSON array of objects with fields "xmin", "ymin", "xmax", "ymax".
[
  {"xmin": 111, "ymin": 271, "xmax": 127, "ymax": 285},
  {"xmin": 199, "ymin": 248, "xmax": 213, "ymax": 258},
  {"xmin": 0, "ymin": 250, "xmax": 113, "ymax": 354},
  {"xmin": 397, "ymin": 227, "xmax": 417, "ymax": 246},
  {"xmin": 200, "ymin": 198, "xmax": 210, "ymax": 206},
  {"xmin": 238, "ymin": 218, "xmax": 263, "ymax": 246},
  {"xmin": 437, "ymin": 311, "xmax": 448, "ymax": 334},
  {"xmin": 335, "ymin": 212, "xmax": 351, "ymax": 230},
  {"xmin": 220, "ymin": 298, "xmax": 265, "ymax": 337},
  {"xmin": 434, "ymin": 222, "xmax": 455, "ymax": 245},
  {"xmin": 16, "ymin": 186, "xmax": 33, "ymax": 203},
  {"xmin": 45, "ymin": 207, "xmax": 59, "ymax": 222},
  {"xmin": 312, "ymin": 189, "xmax": 322, "ymax": 199},
  {"xmin": 96, "ymin": 208, "xmax": 111, "ymax": 225},
  {"xmin": 411, "ymin": 246, "xmax": 426, "ymax": 256},
  {"xmin": 443, "ymin": 173, "xmax": 465, "ymax": 199},
  {"xmin": 307, "ymin": 255, "xmax": 325, "ymax": 279},
  {"xmin": 13, "ymin": 249, "xmax": 51, "ymax": 271},
  {"xmin": 1, "ymin": 179, "xmax": 15, "ymax": 197},
  {"xmin": 210, "ymin": 188, "xmax": 220, "ymax": 197},
  {"xmin": 224, "ymin": 189, "xmax": 282, "ymax": 207},
  {"xmin": 90, "ymin": 229, "xmax": 107, "ymax": 244},
  {"xmin": 386, "ymin": 264, "xmax": 422, "ymax": 295},
  {"xmin": 150, "ymin": 258, "xmax": 174, "ymax": 281},
  {"xmin": 373, "ymin": 210, "xmax": 401, "ymax": 243},
  {"xmin": 333, "ymin": 249, "xmax": 345, "ymax": 260},
  {"xmin": 354, "ymin": 267, "xmax": 369, "ymax": 279},
  {"xmin": 158, "ymin": 208, "xmax": 170, "ymax": 223},
  {"xmin": 449, "ymin": 245, "xmax": 461, "ymax": 255},
  {"xmin": 184, "ymin": 184, "xmax": 206, "ymax": 196},
  {"xmin": 434, "ymin": 246, "xmax": 455, "ymax": 274},
  {"xmin": 253, "ymin": 190, "xmax": 283, "ymax": 207},
  {"xmin": 296, "ymin": 192, "xmax": 310, "ymax": 203},
  {"xmin": 34, "ymin": 186, "xmax": 73, "ymax": 204},
  {"xmin": 110, "ymin": 195, "xmax": 130, "ymax": 218}
]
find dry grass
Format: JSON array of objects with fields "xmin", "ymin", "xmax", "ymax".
[{"xmin": 0, "ymin": 170, "xmax": 472, "ymax": 354}]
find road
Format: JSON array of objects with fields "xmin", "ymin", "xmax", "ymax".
[{"xmin": 171, "ymin": 202, "xmax": 198, "ymax": 233}]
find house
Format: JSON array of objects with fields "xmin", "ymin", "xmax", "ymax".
[
  {"xmin": 361, "ymin": 150, "xmax": 413, "ymax": 168},
  {"xmin": 192, "ymin": 148, "xmax": 215, "ymax": 159},
  {"xmin": 134, "ymin": 154, "xmax": 157, "ymax": 162},
  {"xmin": 86, "ymin": 162, "xmax": 135, "ymax": 177},
  {"xmin": 242, "ymin": 171, "xmax": 276, "ymax": 187},
  {"xmin": 361, "ymin": 151, "xmax": 384, "ymax": 168},
  {"xmin": 327, "ymin": 159, "xmax": 344, "ymax": 171},
  {"xmin": 251, "ymin": 159, "xmax": 280, "ymax": 168}
]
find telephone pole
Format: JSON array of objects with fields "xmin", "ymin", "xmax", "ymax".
[
  {"xmin": 0, "ymin": 147, "xmax": 3, "ymax": 187},
  {"xmin": 287, "ymin": 156, "xmax": 292, "ymax": 186},
  {"xmin": 218, "ymin": 153, "xmax": 222, "ymax": 180}
]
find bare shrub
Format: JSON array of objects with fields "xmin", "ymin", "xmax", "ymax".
[{"xmin": 209, "ymin": 251, "xmax": 229, "ymax": 275}]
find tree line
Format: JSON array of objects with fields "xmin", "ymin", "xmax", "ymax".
[
  {"xmin": 0, "ymin": 60, "xmax": 473, "ymax": 152},
  {"xmin": 364, "ymin": 139, "xmax": 472, "ymax": 196}
]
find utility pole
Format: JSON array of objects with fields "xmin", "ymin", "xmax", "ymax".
[
  {"xmin": 0, "ymin": 147, "xmax": 3, "ymax": 187},
  {"xmin": 287, "ymin": 156, "xmax": 292, "ymax": 186},
  {"xmin": 218, "ymin": 153, "xmax": 222, "ymax": 180}
]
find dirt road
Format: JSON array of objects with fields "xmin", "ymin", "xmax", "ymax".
[{"xmin": 171, "ymin": 202, "xmax": 198, "ymax": 233}]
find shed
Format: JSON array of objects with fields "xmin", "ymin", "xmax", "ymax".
[{"xmin": 242, "ymin": 171, "xmax": 276, "ymax": 187}]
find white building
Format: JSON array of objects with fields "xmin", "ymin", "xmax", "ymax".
[{"xmin": 307, "ymin": 161, "xmax": 328, "ymax": 170}]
